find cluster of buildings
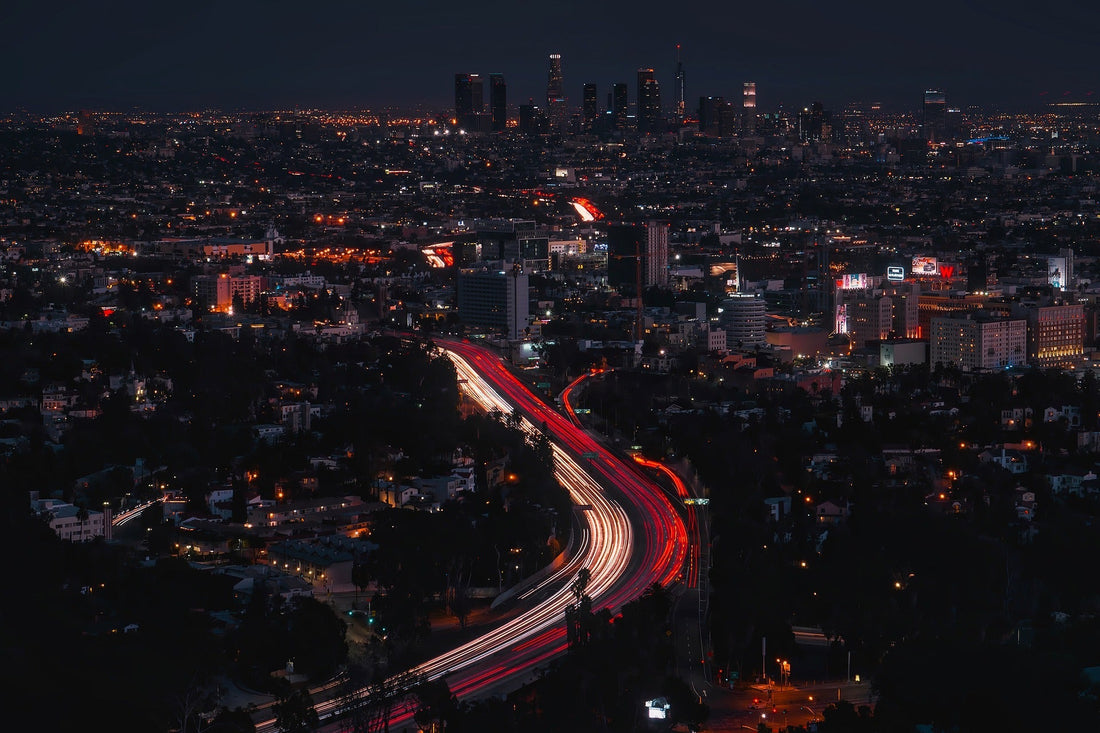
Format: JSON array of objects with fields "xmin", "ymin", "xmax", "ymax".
[{"xmin": 3, "ymin": 97, "xmax": 1100, "ymax": 558}]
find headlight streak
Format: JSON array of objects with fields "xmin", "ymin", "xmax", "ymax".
[{"xmin": 256, "ymin": 341, "xmax": 687, "ymax": 732}]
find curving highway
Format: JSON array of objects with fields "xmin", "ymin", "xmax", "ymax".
[{"xmin": 256, "ymin": 338, "xmax": 688, "ymax": 731}]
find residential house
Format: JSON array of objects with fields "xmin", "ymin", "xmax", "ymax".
[{"xmin": 816, "ymin": 500, "xmax": 851, "ymax": 525}]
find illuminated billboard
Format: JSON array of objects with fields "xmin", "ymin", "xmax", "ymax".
[
  {"xmin": 835, "ymin": 303, "xmax": 849, "ymax": 334},
  {"xmin": 886, "ymin": 265, "xmax": 906, "ymax": 282},
  {"xmin": 709, "ymin": 262, "xmax": 739, "ymax": 294},
  {"xmin": 1048, "ymin": 257, "xmax": 1067, "ymax": 289},
  {"xmin": 912, "ymin": 256, "xmax": 938, "ymax": 276},
  {"xmin": 837, "ymin": 273, "xmax": 869, "ymax": 290}
]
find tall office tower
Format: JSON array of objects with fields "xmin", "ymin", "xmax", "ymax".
[
  {"xmin": 883, "ymin": 281, "xmax": 921, "ymax": 339},
  {"xmin": 799, "ymin": 102, "xmax": 830, "ymax": 142},
  {"xmin": 582, "ymin": 83, "xmax": 599, "ymax": 129},
  {"xmin": 923, "ymin": 89, "xmax": 946, "ymax": 142},
  {"xmin": 457, "ymin": 266, "xmax": 530, "ymax": 341},
  {"xmin": 489, "ymin": 73, "xmax": 507, "ymax": 132},
  {"xmin": 637, "ymin": 68, "xmax": 661, "ymax": 133},
  {"xmin": 612, "ymin": 83, "xmax": 628, "ymax": 130},
  {"xmin": 519, "ymin": 101, "xmax": 544, "ymax": 135},
  {"xmin": 645, "ymin": 220, "xmax": 669, "ymax": 287},
  {"xmin": 698, "ymin": 96, "xmax": 724, "ymax": 135},
  {"xmin": 945, "ymin": 107, "xmax": 963, "ymax": 139},
  {"xmin": 475, "ymin": 219, "xmax": 549, "ymax": 271},
  {"xmin": 674, "ymin": 45, "xmax": 686, "ymax": 119},
  {"xmin": 841, "ymin": 102, "xmax": 869, "ymax": 146},
  {"xmin": 1011, "ymin": 302, "xmax": 1085, "ymax": 368},
  {"xmin": 844, "ymin": 293, "xmax": 894, "ymax": 349},
  {"xmin": 454, "ymin": 73, "xmax": 482, "ymax": 123},
  {"xmin": 742, "ymin": 81, "xmax": 757, "ymax": 131},
  {"xmin": 607, "ymin": 225, "xmax": 644, "ymax": 296},
  {"xmin": 608, "ymin": 222, "xmax": 670, "ymax": 293},
  {"xmin": 718, "ymin": 102, "xmax": 738, "ymax": 137},
  {"xmin": 546, "ymin": 53, "xmax": 567, "ymax": 130}
]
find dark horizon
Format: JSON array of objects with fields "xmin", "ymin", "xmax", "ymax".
[{"xmin": 4, "ymin": 0, "xmax": 1098, "ymax": 115}]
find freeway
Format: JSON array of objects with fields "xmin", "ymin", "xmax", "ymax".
[
  {"xmin": 255, "ymin": 339, "xmax": 687, "ymax": 731},
  {"xmin": 112, "ymin": 498, "xmax": 161, "ymax": 527}
]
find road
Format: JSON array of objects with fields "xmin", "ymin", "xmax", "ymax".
[{"xmin": 254, "ymin": 339, "xmax": 688, "ymax": 731}]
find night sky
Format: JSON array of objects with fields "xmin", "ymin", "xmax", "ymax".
[{"xmin": 5, "ymin": 0, "xmax": 1098, "ymax": 113}]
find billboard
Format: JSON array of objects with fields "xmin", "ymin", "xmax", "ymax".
[
  {"xmin": 912, "ymin": 256, "xmax": 938, "ymax": 276},
  {"xmin": 1048, "ymin": 257, "xmax": 1067, "ymax": 289},
  {"xmin": 837, "ymin": 273, "xmax": 869, "ymax": 290},
  {"xmin": 835, "ymin": 303, "xmax": 849, "ymax": 334},
  {"xmin": 886, "ymin": 265, "xmax": 906, "ymax": 282}
]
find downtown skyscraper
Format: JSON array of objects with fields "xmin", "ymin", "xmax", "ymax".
[
  {"xmin": 454, "ymin": 73, "xmax": 483, "ymax": 125},
  {"xmin": 743, "ymin": 82, "xmax": 757, "ymax": 132},
  {"xmin": 923, "ymin": 89, "xmax": 946, "ymax": 142},
  {"xmin": 490, "ymin": 73, "xmax": 507, "ymax": 132},
  {"xmin": 637, "ymin": 68, "xmax": 661, "ymax": 134},
  {"xmin": 612, "ymin": 82, "xmax": 628, "ymax": 130},
  {"xmin": 674, "ymin": 45, "xmax": 686, "ymax": 119},
  {"xmin": 582, "ymin": 83, "xmax": 599, "ymax": 130},
  {"xmin": 546, "ymin": 53, "xmax": 567, "ymax": 131}
]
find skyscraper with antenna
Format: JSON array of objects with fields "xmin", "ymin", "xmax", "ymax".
[{"xmin": 674, "ymin": 45, "xmax": 686, "ymax": 119}]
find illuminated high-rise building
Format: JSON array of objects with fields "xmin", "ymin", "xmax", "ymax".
[
  {"xmin": 457, "ymin": 266, "xmax": 530, "ymax": 341},
  {"xmin": 1013, "ymin": 302, "xmax": 1085, "ymax": 368},
  {"xmin": 546, "ymin": 53, "xmax": 567, "ymax": 130},
  {"xmin": 489, "ymin": 73, "xmax": 507, "ymax": 132},
  {"xmin": 742, "ymin": 82, "xmax": 757, "ymax": 131},
  {"xmin": 582, "ymin": 83, "xmax": 598, "ymax": 129},
  {"xmin": 637, "ymin": 68, "xmax": 661, "ymax": 133},
  {"xmin": 923, "ymin": 89, "xmax": 946, "ymax": 142},
  {"xmin": 612, "ymin": 83, "xmax": 628, "ymax": 130},
  {"xmin": 841, "ymin": 102, "xmax": 869, "ymax": 146},
  {"xmin": 720, "ymin": 293, "xmax": 767, "ymax": 350},
  {"xmin": 645, "ymin": 220, "xmax": 669, "ymax": 287},
  {"xmin": 845, "ymin": 294, "xmax": 894, "ymax": 349},
  {"xmin": 930, "ymin": 313, "xmax": 1026, "ymax": 372}
]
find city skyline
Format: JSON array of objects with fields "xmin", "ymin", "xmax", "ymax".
[{"xmin": 4, "ymin": 0, "xmax": 1099, "ymax": 113}]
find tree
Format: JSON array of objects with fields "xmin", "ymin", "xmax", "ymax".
[
  {"xmin": 412, "ymin": 677, "xmax": 456, "ymax": 732},
  {"xmin": 139, "ymin": 501, "xmax": 164, "ymax": 531},
  {"xmin": 565, "ymin": 569, "xmax": 594, "ymax": 648},
  {"xmin": 273, "ymin": 681, "xmax": 319, "ymax": 733},
  {"xmin": 231, "ymin": 477, "xmax": 248, "ymax": 523},
  {"xmin": 351, "ymin": 561, "xmax": 371, "ymax": 608},
  {"xmin": 75, "ymin": 504, "xmax": 89, "ymax": 541},
  {"xmin": 285, "ymin": 597, "xmax": 348, "ymax": 679},
  {"xmin": 359, "ymin": 670, "xmax": 424, "ymax": 733},
  {"xmin": 173, "ymin": 673, "xmax": 220, "ymax": 733}
]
